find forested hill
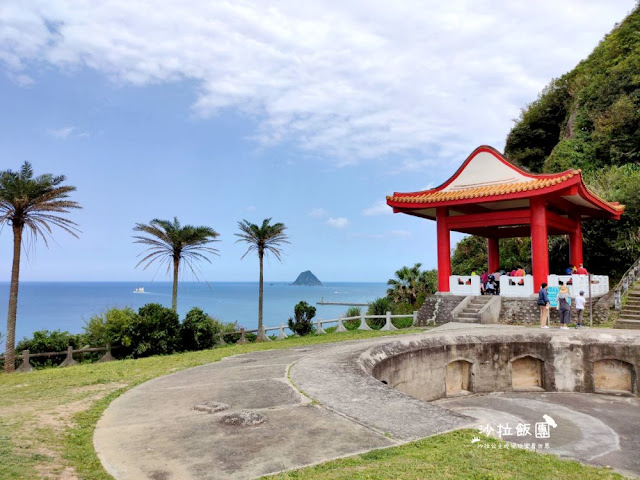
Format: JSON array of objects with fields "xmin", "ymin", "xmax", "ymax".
[
  {"xmin": 505, "ymin": 5, "xmax": 640, "ymax": 173},
  {"xmin": 452, "ymin": 6, "xmax": 640, "ymax": 280}
]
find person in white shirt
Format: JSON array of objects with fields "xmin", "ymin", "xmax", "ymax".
[{"xmin": 575, "ymin": 290, "xmax": 586, "ymax": 327}]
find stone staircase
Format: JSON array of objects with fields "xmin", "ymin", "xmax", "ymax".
[
  {"xmin": 615, "ymin": 288, "xmax": 640, "ymax": 329},
  {"xmin": 452, "ymin": 295, "xmax": 494, "ymax": 323}
]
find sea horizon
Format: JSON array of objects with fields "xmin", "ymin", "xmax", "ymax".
[{"xmin": 0, "ymin": 281, "xmax": 388, "ymax": 350}]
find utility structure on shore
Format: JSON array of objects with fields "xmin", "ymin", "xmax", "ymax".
[{"xmin": 386, "ymin": 146, "xmax": 624, "ymax": 295}]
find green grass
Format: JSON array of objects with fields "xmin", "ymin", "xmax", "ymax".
[
  {"xmin": 0, "ymin": 328, "xmax": 422, "ymax": 479},
  {"xmin": 266, "ymin": 430, "xmax": 624, "ymax": 480},
  {"xmin": 0, "ymin": 328, "xmax": 628, "ymax": 479}
]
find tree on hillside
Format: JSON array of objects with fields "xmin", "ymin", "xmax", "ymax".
[
  {"xmin": 133, "ymin": 218, "xmax": 220, "ymax": 312},
  {"xmin": 0, "ymin": 162, "xmax": 80, "ymax": 373},
  {"xmin": 235, "ymin": 218, "xmax": 289, "ymax": 341}
]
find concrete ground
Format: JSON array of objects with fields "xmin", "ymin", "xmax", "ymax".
[
  {"xmin": 94, "ymin": 326, "xmax": 640, "ymax": 480},
  {"xmin": 435, "ymin": 392, "xmax": 640, "ymax": 478}
]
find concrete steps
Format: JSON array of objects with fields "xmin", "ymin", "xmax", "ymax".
[
  {"xmin": 453, "ymin": 296, "xmax": 493, "ymax": 323},
  {"xmin": 615, "ymin": 290, "xmax": 640, "ymax": 329}
]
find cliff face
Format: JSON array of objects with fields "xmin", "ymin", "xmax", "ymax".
[{"xmin": 291, "ymin": 270, "xmax": 323, "ymax": 286}]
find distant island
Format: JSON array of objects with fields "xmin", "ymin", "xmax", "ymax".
[{"xmin": 291, "ymin": 270, "xmax": 323, "ymax": 286}]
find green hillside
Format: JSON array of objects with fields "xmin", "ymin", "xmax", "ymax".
[{"xmin": 453, "ymin": 6, "xmax": 640, "ymax": 279}]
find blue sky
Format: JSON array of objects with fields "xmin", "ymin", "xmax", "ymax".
[{"xmin": 0, "ymin": 0, "xmax": 635, "ymax": 282}]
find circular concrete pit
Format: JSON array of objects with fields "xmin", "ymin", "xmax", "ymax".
[
  {"xmin": 366, "ymin": 329, "xmax": 640, "ymax": 400},
  {"xmin": 94, "ymin": 324, "xmax": 640, "ymax": 479}
]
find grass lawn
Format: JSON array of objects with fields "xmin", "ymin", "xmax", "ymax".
[{"xmin": 0, "ymin": 328, "xmax": 627, "ymax": 480}]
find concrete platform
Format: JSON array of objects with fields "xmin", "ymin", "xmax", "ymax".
[{"xmin": 94, "ymin": 325, "xmax": 640, "ymax": 479}]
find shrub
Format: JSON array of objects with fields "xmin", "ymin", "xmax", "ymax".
[
  {"xmin": 288, "ymin": 301, "xmax": 316, "ymax": 336},
  {"xmin": 83, "ymin": 307, "xmax": 138, "ymax": 358},
  {"xmin": 367, "ymin": 297, "xmax": 393, "ymax": 329},
  {"xmin": 343, "ymin": 306, "xmax": 361, "ymax": 330},
  {"xmin": 180, "ymin": 307, "xmax": 216, "ymax": 351},
  {"xmin": 126, "ymin": 303, "xmax": 180, "ymax": 358},
  {"xmin": 16, "ymin": 330, "xmax": 87, "ymax": 368}
]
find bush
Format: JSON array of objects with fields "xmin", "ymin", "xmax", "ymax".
[
  {"xmin": 126, "ymin": 303, "xmax": 180, "ymax": 358},
  {"xmin": 83, "ymin": 307, "xmax": 138, "ymax": 358},
  {"xmin": 16, "ymin": 330, "xmax": 87, "ymax": 368},
  {"xmin": 343, "ymin": 306, "xmax": 361, "ymax": 330},
  {"xmin": 288, "ymin": 301, "xmax": 316, "ymax": 336},
  {"xmin": 180, "ymin": 307, "xmax": 216, "ymax": 351},
  {"xmin": 367, "ymin": 297, "xmax": 393, "ymax": 329}
]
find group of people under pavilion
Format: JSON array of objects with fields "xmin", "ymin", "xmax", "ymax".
[{"xmin": 386, "ymin": 145, "xmax": 625, "ymax": 298}]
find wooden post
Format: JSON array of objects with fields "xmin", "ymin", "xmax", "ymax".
[
  {"xmin": 59, "ymin": 346, "xmax": 78, "ymax": 368},
  {"xmin": 236, "ymin": 328, "xmax": 248, "ymax": 345},
  {"xmin": 16, "ymin": 349, "xmax": 33, "ymax": 373},
  {"xmin": 98, "ymin": 343, "xmax": 115, "ymax": 363}
]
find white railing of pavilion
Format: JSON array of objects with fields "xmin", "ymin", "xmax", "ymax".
[
  {"xmin": 547, "ymin": 274, "xmax": 609, "ymax": 298},
  {"xmin": 499, "ymin": 275, "xmax": 534, "ymax": 297},
  {"xmin": 449, "ymin": 275, "xmax": 481, "ymax": 295}
]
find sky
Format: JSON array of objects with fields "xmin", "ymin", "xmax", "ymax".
[{"xmin": 0, "ymin": 0, "xmax": 636, "ymax": 283}]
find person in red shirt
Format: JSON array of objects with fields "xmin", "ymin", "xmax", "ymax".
[{"xmin": 576, "ymin": 263, "xmax": 588, "ymax": 275}]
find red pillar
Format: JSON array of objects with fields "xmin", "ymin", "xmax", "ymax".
[
  {"xmin": 487, "ymin": 237, "xmax": 500, "ymax": 273},
  {"xmin": 530, "ymin": 198, "xmax": 549, "ymax": 293},
  {"xmin": 568, "ymin": 215, "xmax": 583, "ymax": 267},
  {"xmin": 436, "ymin": 207, "xmax": 451, "ymax": 292}
]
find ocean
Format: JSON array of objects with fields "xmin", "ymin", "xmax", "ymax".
[{"xmin": 0, "ymin": 281, "xmax": 388, "ymax": 348}]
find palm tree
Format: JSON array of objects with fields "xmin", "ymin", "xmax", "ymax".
[
  {"xmin": 133, "ymin": 218, "xmax": 220, "ymax": 312},
  {"xmin": 386, "ymin": 263, "xmax": 431, "ymax": 306},
  {"xmin": 0, "ymin": 162, "xmax": 80, "ymax": 373},
  {"xmin": 235, "ymin": 218, "xmax": 289, "ymax": 341}
]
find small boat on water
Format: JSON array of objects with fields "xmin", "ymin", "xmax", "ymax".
[{"xmin": 133, "ymin": 287, "xmax": 145, "ymax": 293}]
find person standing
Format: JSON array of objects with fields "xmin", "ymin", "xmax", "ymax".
[
  {"xmin": 558, "ymin": 285, "xmax": 571, "ymax": 329},
  {"xmin": 576, "ymin": 263, "xmax": 588, "ymax": 275},
  {"xmin": 575, "ymin": 290, "xmax": 586, "ymax": 327},
  {"xmin": 537, "ymin": 282, "xmax": 550, "ymax": 328}
]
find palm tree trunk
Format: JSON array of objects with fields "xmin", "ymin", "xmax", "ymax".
[
  {"xmin": 172, "ymin": 257, "xmax": 179, "ymax": 312},
  {"xmin": 257, "ymin": 252, "xmax": 264, "ymax": 341},
  {"xmin": 4, "ymin": 225, "xmax": 22, "ymax": 373}
]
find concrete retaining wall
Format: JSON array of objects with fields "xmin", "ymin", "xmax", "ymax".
[
  {"xmin": 364, "ymin": 330, "xmax": 640, "ymax": 402},
  {"xmin": 417, "ymin": 294, "xmax": 613, "ymax": 326},
  {"xmin": 415, "ymin": 295, "xmax": 465, "ymax": 326}
]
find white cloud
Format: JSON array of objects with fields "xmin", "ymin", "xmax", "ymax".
[
  {"xmin": 2, "ymin": 1, "xmax": 634, "ymax": 163},
  {"xmin": 389, "ymin": 230, "xmax": 412, "ymax": 238},
  {"xmin": 46, "ymin": 126, "xmax": 75, "ymax": 139},
  {"xmin": 348, "ymin": 229, "xmax": 412, "ymax": 239},
  {"xmin": 363, "ymin": 200, "xmax": 392, "ymax": 216},
  {"xmin": 246, "ymin": 205, "xmax": 257, "ymax": 212},
  {"xmin": 327, "ymin": 217, "xmax": 349, "ymax": 228},
  {"xmin": 46, "ymin": 126, "xmax": 89, "ymax": 139},
  {"xmin": 308, "ymin": 208, "xmax": 328, "ymax": 218}
]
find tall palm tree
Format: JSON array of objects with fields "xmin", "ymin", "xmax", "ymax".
[
  {"xmin": 0, "ymin": 162, "xmax": 80, "ymax": 373},
  {"xmin": 133, "ymin": 218, "xmax": 220, "ymax": 312},
  {"xmin": 235, "ymin": 218, "xmax": 289, "ymax": 341}
]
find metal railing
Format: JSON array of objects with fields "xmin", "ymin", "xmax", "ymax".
[{"xmin": 614, "ymin": 255, "xmax": 640, "ymax": 310}]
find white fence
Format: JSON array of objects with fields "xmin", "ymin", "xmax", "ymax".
[
  {"xmin": 449, "ymin": 275, "xmax": 481, "ymax": 295},
  {"xmin": 500, "ymin": 275, "xmax": 534, "ymax": 297},
  {"xmin": 226, "ymin": 311, "xmax": 418, "ymax": 344},
  {"xmin": 547, "ymin": 274, "xmax": 609, "ymax": 298}
]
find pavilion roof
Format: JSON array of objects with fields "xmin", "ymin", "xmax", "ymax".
[{"xmin": 386, "ymin": 146, "xmax": 624, "ymax": 221}]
